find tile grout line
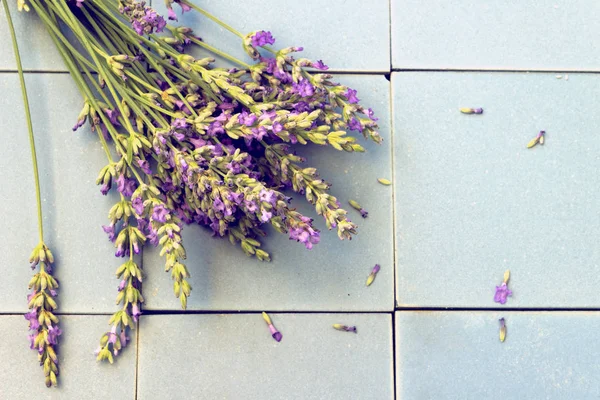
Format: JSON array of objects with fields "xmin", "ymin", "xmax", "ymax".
[
  {"xmin": 134, "ymin": 319, "xmax": 140, "ymax": 400},
  {"xmin": 388, "ymin": 72, "xmax": 397, "ymax": 311},
  {"xmin": 0, "ymin": 307, "xmax": 596, "ymax": 316},
  {"xmin": 387, "ymin": 2, "xmax": 397, "ymax": 398},
  {"xmin": 0, "ymin": 69, "xmax": 391, "ymax": 75},
  {"xmin": 391, "ymin": 68, "xmax": 600, "ymax": 74},
  {"xmin": 135, "ymin": 247, "xmax": 144, "ymax": 400},
  {"xmin": 391, "ymin": 311, "xmax": 397, "ymax": 400},
  {"xmin": 9, "ymin": 68, "xmax": 600, "ymax": 75}
]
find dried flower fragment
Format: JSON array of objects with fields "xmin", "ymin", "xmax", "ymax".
[
  {"xmin": 459, "ymin": 107, "xmax": 483, "ymax": 114},
  {"xmin": 499, "ymin": 318, "xmax": 506, "ymax": 342},
  {"xmin": 378, "ymin": 178, "xmax": 392, "ymax": 186},
  {"xmin": 366, "ymin": 264, "xmax": 381, "ymax": 287},
  {"xmin": 333, "ymin": 324, "xmax": 357, "ymax": 333},
  {"xmin": 527, "ymin": 130, "xmax": 546, "ymax": 148},
  {"xmin": 262, "ymin": 312, "xmax": 282, "ymax": 342},
  {"xmin": 349, "ymin": 200, "xmax": 368, "ymax": 218},
  {"xmin": 494, "ymin": 269, "xmax": 513, "ymax": 305}
]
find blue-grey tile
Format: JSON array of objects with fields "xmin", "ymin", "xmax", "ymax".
[
  {"xmin": 392, "ymin": 0, "xmax": 600, "ymax": 71},
  {"xmin": 138, "ymin": 313, "xmax": 393, "ymax": 400},
  {"xmin": 0, "ymin": 0, "xmax": 67, "ymax": 71},
  {"xmin": 393, "ymin": 72, "xmax": 600, "ymax": 308},
  {"xmin": 396, "ymin": 311, "xmax": 600, "ymax": 399},
  {"xmin": 0, "ymin": 315, "xmax": 136, "ymax": 399},
  {"xmin": 142, "ymin": 75, "xmax": 393, "ymax": 312},
  {"xmin": 153, "ymin": 0, "xmax": 390, "ymax": 72},
  {"xmin": 0, "ymin": 73, "xmax": 128, "ymax": 313}
]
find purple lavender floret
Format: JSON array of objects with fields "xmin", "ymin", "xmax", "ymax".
[
  {"xmin": 24, "ymin": 309, "xmax": 40, "ymax": 330},
  {"xmin": 239, "ymin": 110, "xmax": 257, "ymax": 127},
  {"xmin": 131, "ymin": 303, "xmax": 142, "ymax": 322},
  {"xmin": 367, "ymin": 108, "xmax": 379, "ymax": 121},
  {"xmin": 47, "ymin": 325, "xmax": 62, "ymax": 346},
  {"xmin": 105, "ymin": 108, "xmax": 121, "ymax": 126},
  {"xmin": 137, "ymin": 159, "xmax": 152, "ymax": 174},
  {"xmin": 100, "ymin": 179, "xmax": 112, "ymax": 195},
  {"xmin": 152, "ymin": 204, "xmax": 170, "ymax": 223},
  {"xmin": 345, "ymin": 88, "xmax": 359, "ymax": 104},
  {"xmin": 348, "ymin": 117, "xmax": 362, "ymax": 132},
  {"xmin": 251, "ymin": 30, "xmax": 276, "ymax": 47},
  {"xmin": 312, "ymin": 60, "xmax": 329, "ymax": 70},
  {"xmin": 292, "ymin": 79, "xmax": 314, "ymax": 97},
  {"xmin": 102, "ymin": 224, "xmax": 117, "ymax": 242},
  {"xmin": 116, "ymin": 175, "xmax": 137, "ymax": 197},
  {"xmin": 172, "ymin": 118, "xmax": 188, "ymax": 129},
  {"xmin": 132, "ymin": 197, "xmax": 145, "ymax": 215},
  {"xmin": 494, "ymin": 283, "xmax": 512, "ymax": 304}
]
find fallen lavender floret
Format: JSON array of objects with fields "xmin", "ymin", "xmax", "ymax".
[
  {"xmin": 366, "ymin": 264, "xmax": 381, "ymax": 287},
  {"xmin": 262, "ymin": 312, "xmax": 282, "ymax": 342},
  {"xmin": 494, "ymin": 270, "xmax": 512, "ymax": 304},
  {"xmin": 333, "ymin": 324, "xmax": 357, "ymax": 333}
]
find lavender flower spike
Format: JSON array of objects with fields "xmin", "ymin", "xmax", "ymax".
[{"xmin": 262, "ymin": 312, "xmax": 282, "ymax": 342}]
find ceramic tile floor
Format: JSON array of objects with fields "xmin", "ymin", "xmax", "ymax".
[{"xmin": 1, "ymin": 0, "xmax": 599, "ymax": 398}]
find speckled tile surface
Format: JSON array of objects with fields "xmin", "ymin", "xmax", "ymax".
[
  {"xmin": 393, "ymin": 71, "xmax": 600, "ymax": 308},
  {"xmin": 396, "ymin": 311, "xmax": 600, "ymax": 400},
  {"xmin": 392, "ymin": 0, "xmax": 600, "ymax": 71},
  {"xmin": 138, "ymin": 314, "xmax": 394, "ymax": 400},
  {"xmin": 4, "ymin": 0, "xmax": 600, "ymax": 397}
]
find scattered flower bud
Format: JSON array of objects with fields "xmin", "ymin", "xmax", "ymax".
[
  {"xmin": 333, "ymin": 324, "xmax": 357, "ymax": 333},
  {"xmin": 499, "ymin": 318, "xmax": 506, "ymax": 342},
  {"xmin": 459, "ymin": 107, "xmax": 484, "ymax": 114},
  {"xmin": 366, "ymin": 264, "xmax": 381, "ymax": 287},
  {"xmin": 378, "ymin": 178, "xmax": 392, "ymax": 186},
  {"xmin": 349, "ymin": 200, "xmax": 368, "ymax": 218},
  {"xmin": 527, "ymin": 130, "xmax": 546, "ymax": 148},
  {"xmin": 262, "ymin": 312, "xmax": 282, "ymax": 342}
]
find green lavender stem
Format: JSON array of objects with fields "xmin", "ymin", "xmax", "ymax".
[{"xmin": 3, "ymin": 0, "xmax": 44, "ymax": 242}]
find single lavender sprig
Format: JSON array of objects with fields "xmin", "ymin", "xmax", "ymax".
[{"xmin": 5, "ymin": 0, "xmax": 61, "ymax": 387}]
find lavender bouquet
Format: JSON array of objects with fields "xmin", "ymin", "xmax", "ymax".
[{"xmin": 7, "ymin": 0, "xmax": 382, "ymax": 386}]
